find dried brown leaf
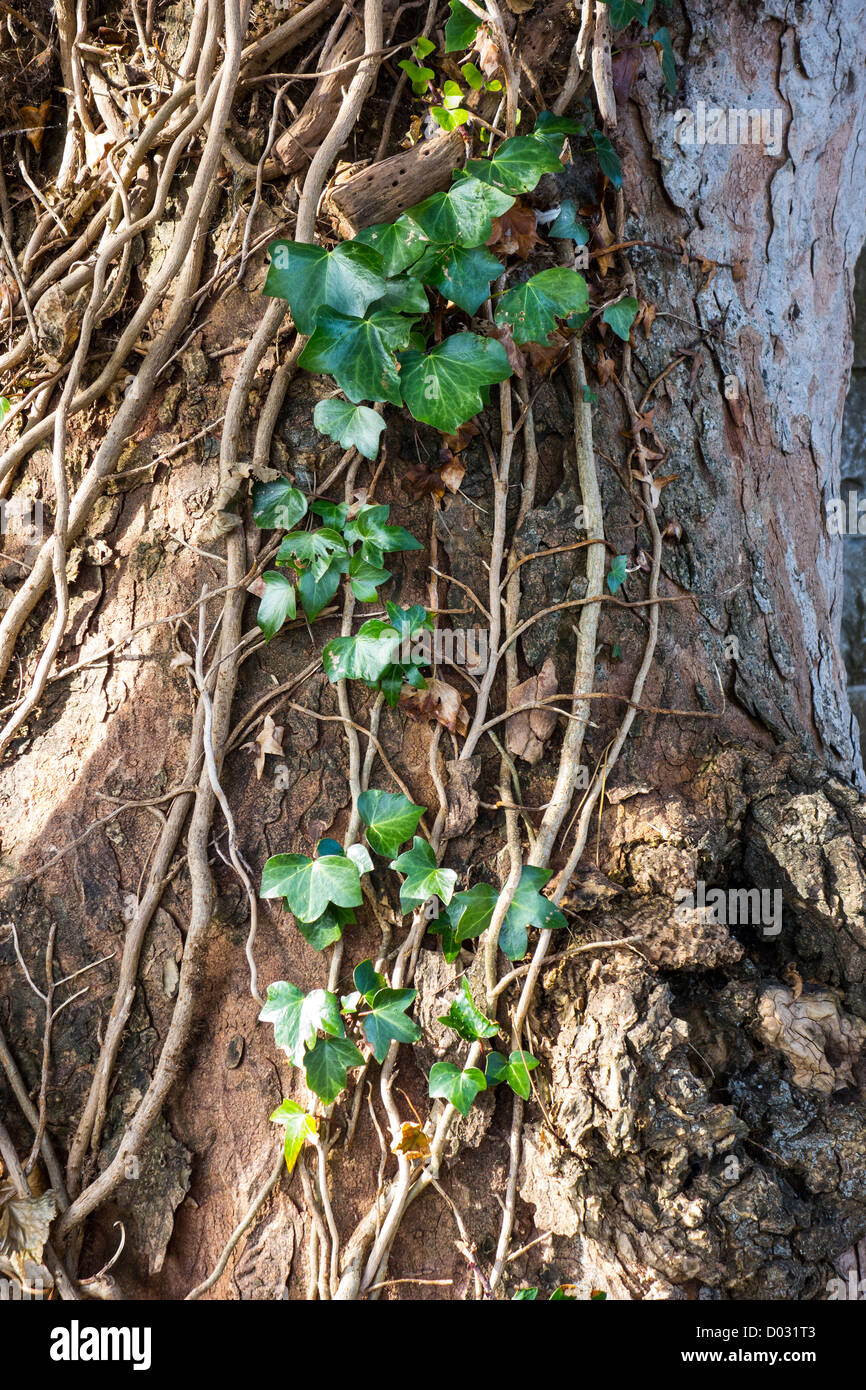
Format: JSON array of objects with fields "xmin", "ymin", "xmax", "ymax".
[{"xmin": 506, "ymin": 656, "xmax": 558, "ymax": 764}]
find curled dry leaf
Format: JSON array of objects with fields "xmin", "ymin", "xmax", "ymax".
[
  {"xmin": 400, "ymin": 677, "xmax": 469, "ymax": 736},
  {"xmin": 441, "ymin": 419, "xmax": 480, "ymax": 455},
  {"xmin": 391, "ymin": 1122, "xmax": 431, "ymax": 1160},
  {"xmin": 0, "ymin": 1180, "xmax": 56, "ymax": 1294},
  {"xmin": 18, "ymin": 100, "xmax": 51, "ymax": 153},
  {"xmin": 473, "ymin": 26, "xmax": 501, "ymax": 79},
  {"xmin": 593, "ymin": 203, "xmax": 616, "ymax": 277},
  {"xmin": 439, "ymin": 457, "xmax": 466, "ymax": 493},
  {"xmin": 490, "ymin": 321, "xmax": 526, "ymax": 378},
  {"xmin": 252, "ymin": 712, "xmax": 284, "ymax": 779},
  {"xmin": 506, "ymin": 655, "xmax": 558, "ymax": 765},
  {"xmin": 595, "ymin": 345, "xmax": 616, "ymax": 387},
  {"xmin": 638, "ymin": 299, "xmax": 657, "ymax": 337},
  {"xmin": 526, "ymin": 328, "xmax": 570, "ymax": 375},
  {"xmin": 487, "ymin": 203, "xmax": 543, "ymax": 261}
]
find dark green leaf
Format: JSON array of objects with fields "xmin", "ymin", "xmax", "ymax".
[
  {"xmin": 464, "ymin": 136, "xmax": 562, "ymax": 195},
  {"xmin": 428, "ymin": 1061, "xmax": 486, "ymax": 1116},
  {"xmin": 322, "ymin": 618, "xmax": 401, "ymax": 684},
  {"xmin": 399, "ymin": 333, "xmax": 511, "ymax": 435},
  {"xmin": 499, "ymin": 865, "xmax": 567, "ymax": 961},
  {"xmin": 484, "ymin": 1048, "xmax": 540, "ymax": 1099},
  {"xmin": 548, "ymin": 200, "xmax": 589, "ymax": 244},
  {"xmin": 437, "ymin": 978, "xmax": 499, "ymax": 1041},
  {"xmin": 602, "ymin": 295, "xmax": 639, "ymax": 341},
  {"xmin": 384, "ymin": 602, "xmax": 433, "ymax": 638},
  {"xmin": 363, "ymin": 987, "xmax": 422, "ymax": 1062},
  {"xmin": 252, "ymin": 478, "xmax": 308, "ymax": 531},
  {"xmin": 405, "ymin": 177, "xmax": 513, "ymax": 247},
  {"xmin": 258, "ymin": 981, "xmax": 343, "ymax": 1064},
  {"xmin": 601, "ymin": 0, "xmax": 646, "ymax": 29},
  {"xmin": 343, "ymin": 503, "xmax": 423, "ymax": 554},
  {"xmin": 653, "ymin": 26, "xmax": 676, "ymax": 94},
  {"xmin": 607, "ymin": 553, "xmax": 627, "ymax": 594},
  {"xmin": 353, "ymin": 216, "xmax": 428, "ymax": 276},
  {"xmin": 261, "ymin": 852, "xmax": 363, "ymax": 922},
  {"xmin": 512, "ymin": 1288, "xmax": 539, "ymax": 1300},
  {"xmin": 313, "ymin": 399, "xmax": 386, "ymax": 460},
  {"xmin": 257, "ymin": 570, "xmax": 296, "ymax": 641},
  {"xmin": 303, "ymin": 1034, "xmax": 364, "ymax": 1104},
  {"xmin": 390, "ymin": 835, "xmax": 458, "ymax": 908},
  {"xmin": 533, "ymin": 112, "xmax": 584, "ymax": 152},
  {"xmin": 353, "ymin": 958, "xmax": 387, "ymax": 1002},
  {"xmin": 310, "ymin": 499, "xmax": 349, "ymax": 529},
  {"xmin": 370, "ymin": 276, "xmax": 429, "ymax": 317},
  {"xmin": 275, "ymin": 527, "xmax": 348, "ymax": 578},
  {"xmin": 431, "ymin": 882, "xmax": 498, "ymax": 961},
  {"xmin": 298, "ymin": 558, "xmax": 344, "ymax": 620},
  {"xmin": 349, "ymin": 550, "xmax": 391, "ymax": 602},
  {"xmin": 444, "ymin": 0, "xmax": 480, "ymax": 52},
  {"xmin": 263, "ymin": 240, "xmax": 387, "ymax": 334},
  {"xmin": 359, "ymin": 789, "xmax": 426, "ymax": 857},
  {"xmin": 296, "ymin": 903, "xmax": 354, "ymax": 951},
  {"xmin": 300, "ymin": 308, "xmax": 410, "ymax": 406},
  {"xmin": 413, "ymin": 243, "xmax": 503, "ymax": 315},
  {"xmin": 591, "ymin": 131, "xmax": 622, "ymax": 187},
  {"xmin": 495, "ymin": 267, "xmax": 588, "ymax": 346}
]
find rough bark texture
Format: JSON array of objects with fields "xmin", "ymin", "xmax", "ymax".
[{"xmin": 2, "ymin": 0, "xmax": 866, "ymax": 1300}]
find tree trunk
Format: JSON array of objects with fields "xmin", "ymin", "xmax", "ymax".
[{"xmin": 1, "ymin": 0, "xmax": 866, "ymax": 1302}]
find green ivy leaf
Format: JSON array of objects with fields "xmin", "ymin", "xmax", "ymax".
[
  {"xmin": 300, "ymin": 307, "xmax": 412, "ymax": 405},
  {"xmin": 499, "ymin": 865, "xmax": 567, "ymax": 960},
  {"xmin": 313, "ymin": 399, "xmax": 386, "ymax": 461},
  {"xmin": 602, "ymin": 295, "xmax": 639, "ymax": 341},
  {"xmin": 390, "ymin": 835, "xmax": 458, "ymax": 909},
  {"xmin": 399, "ymin": 332, "xmax": 511, "ymax": 435},
  {"xmin": 358, "ymin": 789, "xmax": 426, "ymax": 857},
  {"xmin": 591, "ymin": 131, "xmax": 623, "ymax": 187},
  {"xmin": 405, "ymin": 176, "xmax": 513, "ymax": 248},
  {"xmin": 414, "ymin": 35, "xmax": 436, "ymax": 59},
  {"xmin": 298, "ymin": 557, "xmax": 345, "ymax": 620},
  {"xmin": 485, "ymin": 1048, "xmax": 539, "ymax": 1099},
  {"xmin": 413, "ymin": 243, "xmax": 503, "ymax": 315},
  {"xmin": 384, "ymin": 602, "xmax": 433, "ymax": 639},
  {"xmin": 353, "ymin": 958, "xmax": 387, "ymax": 1003},
  {"xmin": 322, "ymin": 618, "xmax": 401, "ymax": 685},
  {"xmin": 263, "ymin": 240, "xmax": 387, "ymax": 335},
  {"xmin": 548, "ymin": 200, "xmax": 590, "ymax": 244},
  {"xmin": 296, "ymin": 903, "xmax": 354, "ymax": 951},
  {"xmin": 348, "ymin": 550, "xmax": 391, "ymax": 602},
  {"xmin": 428, "ymin": 1061, "xmax": 486, "ymax": 1116},
  {"xmin": 398, "ymin": 58, "xmax": 435, "ymax": 95},
  {"xmin": 461, "ymin": 61, "xmax": 483, "ymax": 89},
  {"xmin": 252, "ymin": 478, "xmax": 308, "ymax": 531},
  {"xmin": 550, "ymin": 1286, "xmax": 578, "ymax": 1300},
  {"xmin": 512, "ymin": 1288, "xmax": 539, "ymax": 1300},
  {"xmin": 270, "ymin": 1099, "xmax": 318, "ymax": 1173},
  {"xmin": 369, "ymin": 276, "xmax": 429, "ymax": 316},
  {"xmin": 532, "ymin": 112, "xmax": 584, "ymax": 152},
  {"xmin": 653, "ymin": 26, "xmax": 676, "ymax": 94},
  {"xmin": 258, "ymin": 981, "xmax": 343, "ymax": 1064},
  {"xmin": 363, "ymin": 987, "xmax": 422, "ymax": 1062},
  {"xmin": 431, "ymin": 105, "xmax": 470, "ymax": 131},
  {"xmin": 261, "ymin": 852, "xmax": 363, "ymax": 922},
  {"xmin": 346, "ymin": 843, "xmax": 374, "ymax": 877},
  {"xmin": 438, "ymin": 979, "xmax": 499, "ymax": 1041},
  {"xmin": 343, "ymin": 503, "xmax": 423, "ymax": 555},
  {"xmin": 607, "ymin": 553, "xmax": 628, "ymax": 594},
  {"xmin": 600, "ymin": 0, "xmax": 647, "ymax": 28},
  {"xmin": 444, "ymin": 0, "xmax": 480, "ymax": 51},
  {"xmin": 275, "ymin": 527, "xmax": 348, "ymax": 579},
  {"xmin": 495, "ymin": 267, "xmax": 588, "ymax": 346},
  {"xmin": 431, "ymin": 881, "xmax": 498, "ymax": 961},
  {"xmin": 464, "ymin": 136, "xmax": 562, "ymax": 195},
  {"xmin": 0, "ymin": 396, "xmax": 10, "ymax": 423},
  {"xmin": 257, "ymin": 571, "xmax": 297, "ymax": 641},
  {"xmin": 303, "ymin": 1034, "xmax": 364, "ymax": 1104},
  {"xmin": 353, "ymin": 216, "xmax": 428, "ymax": 276},
  {"xmin": 310, "ymin": 499, "xmax": 349, "ymax": 529}
]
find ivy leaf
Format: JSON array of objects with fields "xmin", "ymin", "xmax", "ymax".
[
  {"xmin": 461, "ymin": 61, "xmax": 483, "ymax": 89},
  {"xmin": 270, "ymin": 1099, "xmax": 318, "ymax": 1174},
  {"xmin": 465, "ymin": 136, "xmax": 563, "ymax": 195},
  {"xmin": 428, "ymin": 1061, "xmax": 486, "ymax": 1116},
  {"xmin": 353, "ymin": 958, "xmax": 387, "ymax": 1004},
  {"xmin": 322, "ymin": 618, "xmax": 401, "ymax": 684},
  {"xmin": 264, "ymin": 240, "xmax": 387, "ymax": 335},
  {"xmin": 346, "ymin": 842, "xmax": 374, "ymax": 877},
  {"xmin": 601, "ymin": 0, "xmax": 646, "ymax": 28},
  {"xmin": 398, "ymin": 58, "xmax": 435, "ymax": 95},
  {"xmin": 413, "ymin": 243, "xmax": 503, "ymax": 315},
  {"xmin": 300, "ymin": 308, "xmax": 409, "ymax": 406},
  {"xmin": 311, "ymin": 499, "xmax": 349, "ymax": 529},
  {"xmin": 363, "ymin": 987, "xmax": 422, "ymax": 1062},
  {"xmin": 513, "ymin": 1288, "xmax": 539, "ymax": 1300},
  {"xmin": 384, "ymin": 601, "xmax": 433, "ymax": 640},
  {"xmin": 495, "ymin": 267, "xmax": 588, "ymax": 346},
  {"xmin": 405, "ymin": 177, "xmax": 514, "ymax": 248},
  {"xmin": 296, "ymin": 904, "xmax": 354, "ymax": 951},
  {"xmin": 399, "ymin": 333, "xmax": 511, "ymax": 435},
  {"xmin": 550, "ymin": 1286, "xmax": 577, "ymax": 1300},
  {"xmin": 358, "ymin": 789, "xmax": 426, "ymax": 857},
  {"xmin": 258, "ymin": 982, "xmax": 343, "ymax": 1064},
  {"xmin": 444, "ymin": 0, "xmax": 480, "ymax": 51},
  {"xmin": 257, "ymin": 571, "xmax": 296, "ymax": 641},
  {"xmin": 431, "ymin": 882, "xmax": 498, "ymax": 961},
  {"xmin": 348, "ymin": 550, "xmax": 391, "ymax": 602},
  {"xmin": 304, "ymin": 1034, "xmax": 364, "ymax": 1104},
  {"xmin": 261, "ymin": 852, "xmax": 363, "ymax": 922},
  {"xmin": 602, "ymin": 295, "xmax": 639, "ymax": 341},
  {"xmin": 414, "ymin": 35, "xmax": 436, "ymax": 59},
  {"xmin": 607, "ymin": 553, "xmax": 628, "ymax": 593},
  {"xmin": 499, "ymin": 865, "xmax": 567, "ymax": 960},
  {"xmin": 438, "ymin": 978, "xmax": 499, "ymax": 1041},
  {"xmin": 316, "ymin": 839, "xmax": 343, "ymax": 856},
  {"xmin": 533, "ymin": 112, "xmax": 584, "ymax": 152},
  {"xmin": 484, "ymin": 1048, "xmax": 540, "ymax": 1099},
  {"xmin": 591, "ymin": 131, "xmax": 623, "ymax": 187},
  {"xmin": 298, "ymin": 557, "xmax": 345, "ymax": 620},
  {"xmin": 275, "ymin": 527, "xmax": 348, "ymax": 579},
  {"xmin": 653, "ymin": 26, "xmax": 676, "ymax": 94},
  {"xmin": 252, "ymin": 479, "xmax": 308, "ymax": 531},
  {"xmin": 548, "ymin": 200, "xmax": 590, "ymax": 244},
  {"xmin": 313, "ymin": 399, "xmax": 386, "ymax": 461},
  {"xmin": 370, "ymin": 276, "xmax": 429, "ymax": 316},
  {"xmin": 432, "ymin": 105, "xmax": 470, "ymax": 132},
  {"xmin": 353, "ymin": 216, "xmax": 428, "ymax": 276},
  {"xmin": 390, "ymin": 835, "xmax": 458, "ymax": 908},
  {"xmin": 343, "ymin": 503, "xmax": 423, "ymax": 555}
]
